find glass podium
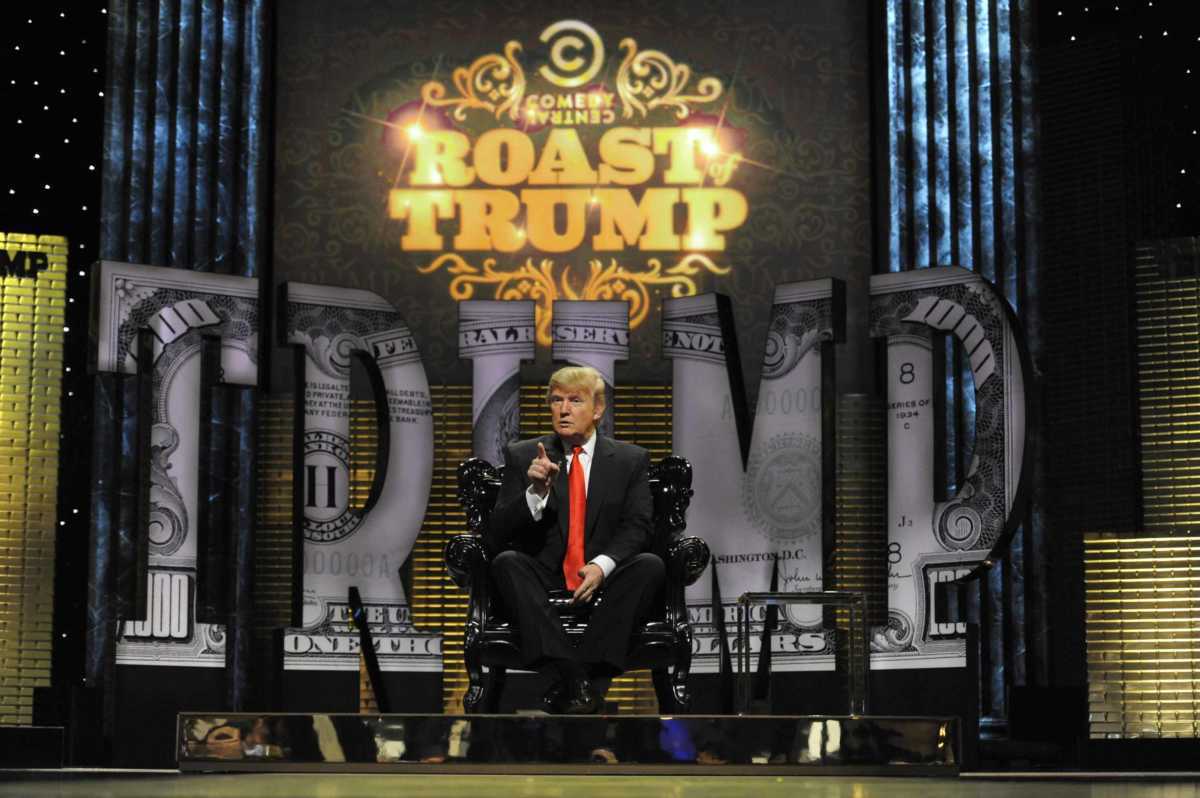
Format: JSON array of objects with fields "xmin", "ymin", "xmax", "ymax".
[{"xmin": 735, "ymin": 591, "xmax": 870, "ymax": 715}]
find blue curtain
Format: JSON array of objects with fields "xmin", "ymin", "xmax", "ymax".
[
  {"xmin": 90, "ymin": 0, "xmax": 268, "ymax": 715},
  {"xmin": 884, "ymin": 0, "xmax": 1044, "ymax": 729}
]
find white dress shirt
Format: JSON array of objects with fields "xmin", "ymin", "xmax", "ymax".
[{"xmin": 524, "ymin": 431, "xmax": 617, "ymax": 578}]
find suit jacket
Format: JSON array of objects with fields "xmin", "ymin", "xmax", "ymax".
[{"xmin": 484, "ymin": 433, "xmax": 653, "ymax": 578}]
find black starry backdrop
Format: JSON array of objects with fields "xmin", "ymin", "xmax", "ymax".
[
  {"xmin": 1041, "ymin": 0, "xmax": 1200, "ymax": 236},
  {"xmin": 1, "ymin": 3, "xmax": 106, "ymax": 692}
]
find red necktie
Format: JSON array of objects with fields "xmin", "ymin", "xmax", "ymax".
[{"xmin": 563, "ymin": 445, "xmax": 585, "ymax": 589}]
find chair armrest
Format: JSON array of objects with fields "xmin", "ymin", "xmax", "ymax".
[
  {"xmin": 659, "ymin": 535, "xmax": 709, "ymax": 658},
  {"xmin": 444, "ymin": 534, "xmax": 489, "ymax": 590},
  {"xmin": 666, "ymin": 535, "xmax": 710, "ymax": 587}
]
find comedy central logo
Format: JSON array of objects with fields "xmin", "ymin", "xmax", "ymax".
[
  {"xmin": 539, "ymin": 20, "xmax": 605, "ymax": 88},
  {"xmin": 528, "ymin": 18, "xmax": 724, "ymax": 126},
  {"xmin": 526, "ymin": 20, "xmax": 617, "ymax": 125}
]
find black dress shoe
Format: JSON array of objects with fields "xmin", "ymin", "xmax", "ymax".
[
  {"xmin": 561, "ymin": 677, "xmax": 600, "ymax": 715},
  {"xmin": 542, "ymin": 679, "xmax": 567, "ymax": 714}
]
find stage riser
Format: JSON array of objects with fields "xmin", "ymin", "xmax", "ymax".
[
  {"xmin": 177, "ymin": 713, "xmax": 958, "ymax": 775},
  {"xmin": 0, "ymin": 725, "xmax": 63, "ymax": 769}
]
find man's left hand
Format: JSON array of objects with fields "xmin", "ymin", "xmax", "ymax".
[{"xmin": 573, "ymin": 563, "xmax": 604, "ymax": 604}]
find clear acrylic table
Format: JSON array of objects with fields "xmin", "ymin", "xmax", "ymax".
[{"xmin": 735, "ymin": 590, "xmax": 870, "ymax": 715}]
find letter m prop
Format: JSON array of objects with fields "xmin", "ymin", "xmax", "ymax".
[{"xmin": 663, "ymin": 281, "xmax": 846, "ymax": 674}]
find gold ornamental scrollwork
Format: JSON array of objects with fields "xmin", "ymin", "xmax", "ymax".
[
  {"xmin": 421, "ymin": 41, "xmax": 526, "ymax": 121},
  {"xmin": 615, "ymin": 37, "xmax": 724, "ymax": 120},
  {"xmin": 421, "ymin": 253, "xmax": 730, "ymax": 346}
]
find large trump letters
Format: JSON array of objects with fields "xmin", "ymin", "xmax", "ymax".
[{"xmin": 92, "ymin": 262, "xmax": 1027, "ymax": 675}]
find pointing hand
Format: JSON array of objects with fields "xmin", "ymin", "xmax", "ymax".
[{"xmin": 527, "ymin": 441, "xmax": 560, "ymax": 498}]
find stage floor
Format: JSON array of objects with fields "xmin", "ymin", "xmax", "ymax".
[{"xmin": 3, "ymin": 774, "xmax": 1200, "ymax": 797}]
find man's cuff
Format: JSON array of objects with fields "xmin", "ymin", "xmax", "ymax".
[
  {"xmin": 590, "ymin": 554, "xmax": 616, "ymax": 579},
  {"xmin": 525, "ymin": 485, "xmax": 549, "ymax": 520}
]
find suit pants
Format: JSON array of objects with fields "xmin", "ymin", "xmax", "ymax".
[{"xmin": 489, "ymin": 549, "xmax": 665, "ymax": 675}]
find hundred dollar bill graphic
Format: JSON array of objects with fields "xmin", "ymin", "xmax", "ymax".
[
  {"xmin": 459, "ymin": 300, "xmax": 535, "ymax": 465},
  {"xmin": 664, "ymin": 281, "xmax": 844, "ymax": 673},
  {"xmin": 868, "ymin": 267, "xmax": 1029, "ymax": 670},
  {"xmin": 282, "ymin": 283, "xmax": 439, "ymax": 672},
  {"xmin": 92, "ymin": 261, "xmax": 259, "ymax": 667}
]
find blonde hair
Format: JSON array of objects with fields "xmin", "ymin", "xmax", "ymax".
[{"xmin": 547, "ymin": 365, "xmax": 606, "ymax": 409}]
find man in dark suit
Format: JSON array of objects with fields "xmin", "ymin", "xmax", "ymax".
[{"xmin": 484, "ymin": 365, "xmax": 664, "ymax": 714}]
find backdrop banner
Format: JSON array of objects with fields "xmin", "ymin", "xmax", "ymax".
[{"xmin": 271, "ymin": 2, "xmax": 874, "ymax": 390}]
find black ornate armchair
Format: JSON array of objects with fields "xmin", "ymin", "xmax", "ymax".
[{"xmin": 445, "ymin": 455, "xmax": 709, "ymax": 714}]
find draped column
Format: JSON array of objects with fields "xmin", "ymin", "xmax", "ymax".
[
  {"xmin": 882, "ymin": 0, "xmax": 1043, "ymax": 728},
  {"xmin": 90, "ymin": 0, "xmax": 269, "ymax": 718}
]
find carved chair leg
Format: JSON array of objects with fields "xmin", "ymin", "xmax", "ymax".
[
  {"xmin": 671, "ymin": 662, "xmax": 693, "ymax": 714},
  {"xmin": 463, "ymin": 643, "xmax": 485, "ymax": 714},
  {"xmin": 482, "ymin": 665, "xmax": 507, "ymax": 714},
  {"xmin": 651, "ymin": 668, "xmax": 676, "ymax": 713},
  {"xmin": 671, "ymin": 634, "xmax": 694, "ymax": 713}
]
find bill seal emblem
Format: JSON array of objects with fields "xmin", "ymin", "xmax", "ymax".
[
  {"xmin": 743, "ymin": 431, "xmax": 822, "ymax": 543},
  {"xmin": 303, "ymin": 430, "xmax": 360, "ymax": 543}
]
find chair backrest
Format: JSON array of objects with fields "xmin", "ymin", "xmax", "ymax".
[
  {"xmin": 456, "ymin": 454, "xmax": 694, "ymax": 555},
  {"xmin": 456, "ymin": 457, "xmax": 503, "ymax": 537},
  {"xmin": 646, "ymin": 456, "xmax": 693, "ymax": 557}
]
